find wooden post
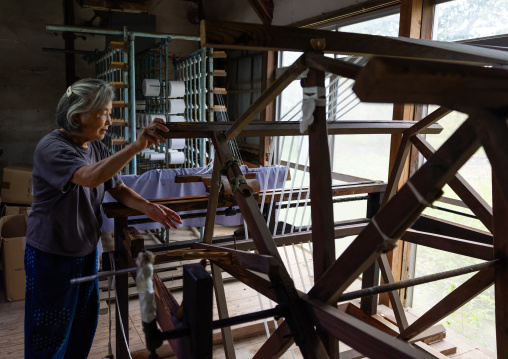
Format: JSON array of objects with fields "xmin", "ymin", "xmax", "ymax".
[
  {"xmin": 382, "ymin": 0, "xmax": 436, "ymax": 307},
  {"xmin": 303, "ymin": 64, "xmax": 338, "ymax": 358},
  {"xmin": 114, "ymin": 217, "xmax": 130, "ymax": 359},
  {"xmin": 260, "ymin": 51, "xmax": 277, "ymax": 165}
]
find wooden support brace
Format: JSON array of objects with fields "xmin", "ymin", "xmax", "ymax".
[{"xmin": 398, "ymin": 268, "xmax": 495, "ymax": 340}]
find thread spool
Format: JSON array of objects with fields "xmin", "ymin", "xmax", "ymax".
[
  {"xmin": 145, "ymin": 114, "xmax": 152, "ymax": 126},
  {"xmin": 142, "ymin": 79, "xmax": 160, "ymax": 97},
  {"xmin": 149, "ymin": 153, "xmax": 166, "ymax": 161},
  {"xmin": 142, "ymin": 150, "xmax": 157, "ymax": 159},
  {"xmin": 136, "ymin": 100, "xmax": 146, "ymax": 111},
  {"xmin": 169, "ymin": 138, "xmax": 185, "ymax": 150},
  {"xmin": 168, "ymin": 151, "xmax": 185, "ymax": 164},
  {"xmin": 168, "ymin": 99, "xmax": 186, "ymax": 114},
  {"xmin": 167, "ymin": 81, "xmax": 186, "ymax": 98},
  {"xmin": 168, "ymin": 115, "xmax": 186, "ymax": 123}
]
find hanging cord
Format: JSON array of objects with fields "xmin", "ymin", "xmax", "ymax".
[{"xmin": 108, "ymin": 252, "xmax": 133, "ymax": 359}]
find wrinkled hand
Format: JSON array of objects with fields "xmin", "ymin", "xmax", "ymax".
[
  {"xmin": 144, "ymin": 203, "xmax": 182, "ymax": 229},
  {"xmin": 133, "ymin": 117, "xmax": 168, "ymax": 151}
]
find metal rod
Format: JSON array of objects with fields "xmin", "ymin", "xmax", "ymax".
[
  {"xmin": 338, "ymin": 259, "xmax": 502, "ymax": 303},
  {"xmin": 46, "ymin": 24, "xmax": 200, "ymax": 41},
  {"xmin": 70, "ymin": 267, "xmax": 137, "ymax": 284},
  {"xmin": 129, "ymin": 34, "xmax": 137, "ymax": 174},
  {"xmin": 430, "ymin": 204, "xmax": 477, "ymax": 219},
  {"xmin": 158, "ymin": 307, "xmax": 282, "ymax": 341}
]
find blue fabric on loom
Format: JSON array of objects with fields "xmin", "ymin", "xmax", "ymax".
[{"xmin": 101, "ymin": 165, "xmax": 287, "ymax": 231}]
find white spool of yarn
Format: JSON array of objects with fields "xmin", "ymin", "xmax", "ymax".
[
  {"xmin": 167, "ymin": 81, "xmax": 186, "ymax": 98},
  {"xmin": 149, "ymin": 153, "xmax": 166, "ymax": 161},
  {"xmin": 168, "ymin": 99, "xmax": 186, "ymax": 114},
  {"xmin": 142, "ymin": 79, "xmax": 160, "ymax": 97},
  {"xmin": 136, "ymin": 100, "xmax": 146, "ymax": 111},
  {"xmin": 168, "ymin": 151, "xmax": 185, "ymax": 164},
  {"xmin": 169, "ymin": 138, "xmax": 186, "ymax": 150},
  {"xmin": 168, "ymin": 115, "xmax": 186, "ymax": 123}
]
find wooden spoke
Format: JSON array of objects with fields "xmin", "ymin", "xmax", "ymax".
[
  {"xmin": 411, "ymin": 215, "xmax": 492, "ymax": 245},
  {"xmin": 402, "ymin": 229, "xmax": 494, "ymax": 260},
  {"xmin": 398, "ymin": 268, "xmax": 495, "ymax": 340},
  {"xmin": 309, "ymin": 117, "xmax": 481, "ymax": 304},
  {"xmin": 411, "ymin": 134, "xmax": 493, "ymax": 232}
]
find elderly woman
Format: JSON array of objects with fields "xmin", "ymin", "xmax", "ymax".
[{"xmin": 24, "ymin": 78, "xmax": 181, "ymax": 358}]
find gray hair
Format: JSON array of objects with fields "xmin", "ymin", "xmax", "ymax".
[{"xmin": 56, "ymin": 78, "xmax": 115, "ymax": 132}]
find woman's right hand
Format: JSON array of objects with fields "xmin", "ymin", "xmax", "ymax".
[{"xmin": 133, "ymin": 117, "xmax": 168, "ymax": 152}]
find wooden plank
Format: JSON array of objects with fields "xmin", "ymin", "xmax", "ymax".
[
  {"xmin": 247, "ymin": 0, "xmax": 274, "ymax": 25},
  {"xmin": 110, "ymin": 81, "xmax": 129, "ymax": 88},
  {"xmin": 398, "ymin": 269, "xmax": 495, "ymax": 340},
  {"xmin": 193, "ymin": 243, "xmax": 278, "ymax": 275},
  {"xmin": 404, "ymin": 107, "xmax": 451, "ymax": 137},
  {"xmin": 308, "ymin": 118, "xmax": 481, "ymax": 305},
  {"xmin": 112, "ymin": 101, "xmax": 128, "ymax": 108},
  {"xmin": 493, "ymin": 176, "xmax": 508, "ymax": 358},
  {"xmin": 225, "ymin": 53, "xmax": 308, "ymax": 140},
  {"xmin": 153, "ymin": 273, "xmax": 192, "ymax": 358},
  {"xmin": 411, "ymin": 215, "xmax": 492, "ymax": 245},
  {"xmin": 303, "ymin": 295, "xmax": 435, "ymax": 359},
  {"xmin": 200, "ymin": 20, "xmax": 508, "ymax": 65},
  {"xmin": 401, "ymin": 229, "xmax": 494, "ymax": 260},
  {"xmin": 411, "ymin": 134, "xmax": 493, "ymax": 232},
  {"xmin": 353, "ymin": 57, "xmax": 508, "ymax": 110},
  {"xmin": 210, "ymin": 264, "xmax": 236, "ymax": 359},
  {"xmin": 252, "ymin": 322, "xmax": 293, "ymax": 359},
  {"xmin": 109, "ymin": 61, "xmax": 128, "ymax": 70},
  {"xmin": 160, "ymin": 120, "xmax": 443, "ymax": 139},
  {"xmin": 80, "ymin": 0, "xmax": 150, "ymax": 13},
  {"xmin": 102, "ymin": 182, "xmax": 386, "ymax": 219}
]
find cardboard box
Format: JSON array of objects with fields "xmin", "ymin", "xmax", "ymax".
[
  {"xmin": 2, "ymin": 205, "xmax": 31, "ymax": 216},
  {"xmin": 0, "ymin": 214, "xmax": 27, "ymax": 301},
  {"xmin": 1, "ymin": 165, "xmax": 33, "ymax": 205}
]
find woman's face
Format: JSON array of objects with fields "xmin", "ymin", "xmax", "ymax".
[{"xmin": 76, "ymin": 101, "xmax": 112, "ymax": 142}]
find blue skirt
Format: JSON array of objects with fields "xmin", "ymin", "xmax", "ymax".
[{"xmin": 24, "ymin": 243, "xmax": 99, "ymax": 359}]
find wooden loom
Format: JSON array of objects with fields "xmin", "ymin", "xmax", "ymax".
[{"xmin": 102, "ymin": 20, "xmax": 508, "ymax": 359}]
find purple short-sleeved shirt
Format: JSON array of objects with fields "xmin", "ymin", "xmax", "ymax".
[{"xmin": 26, "ymin": 129, "xmax": 123, "ymax": 256}]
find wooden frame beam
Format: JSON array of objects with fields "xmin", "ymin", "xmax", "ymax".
[
  {"xmin": 200, "ymin": 20, "xmax": 508, "ymax": 65},
  {"xmin": 247, "ymin": 0, "xmax": 274, "ymax": 25},
  {"xmin": 159, "ymin": 120, "xmax": 443, "ymax": 139}
]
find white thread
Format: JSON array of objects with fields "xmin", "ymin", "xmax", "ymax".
[
  {"xmin": 371, "ymin": 217, "xmax": 395, "ymax": 242},
  {"xmin": 406, "ymin": 180, "xmax": 431, "ymax": 207}
]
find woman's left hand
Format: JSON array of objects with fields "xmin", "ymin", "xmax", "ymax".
[{"xmin": 144, "ymin": 203, "xmax": 182, "ymax": 229}]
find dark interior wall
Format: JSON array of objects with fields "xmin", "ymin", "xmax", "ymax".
[
  {"xmin": 0, "ymin": 1, "xmax": 198, "ymax": 175},
  {"xmin": 0, "ymin": 1, "xmax": 102, "ymax": 171}
]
